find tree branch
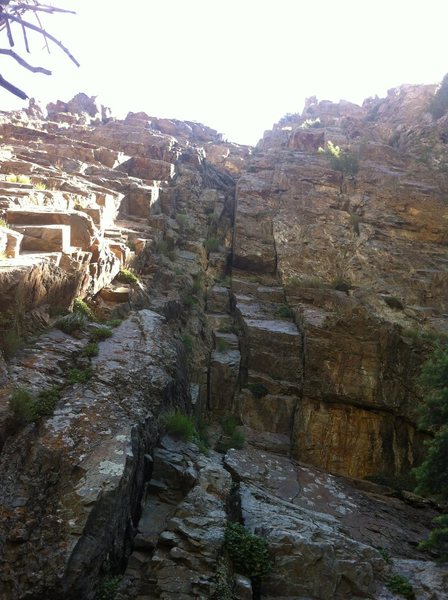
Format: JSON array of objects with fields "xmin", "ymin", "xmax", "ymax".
[
  {"xmin": 1, "ymin": 13, "xmax": 80, "ymax": 66},
  {"xmin": 0, "ymin": 71, "xmax": 27, "ymax": 98},
  {"xmin": 0, "ymin": 47, "xmax": 50, "ymax": 73},
  {"xmin": 11, "ymin": 3, "xmax": 76, "ymax": 15},
  {"xmin": 21, "ymin": 21, "xmax": 29, "ymax": 52}
]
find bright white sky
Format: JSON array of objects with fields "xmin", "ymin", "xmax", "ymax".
[{"xmin": 0, "ymin": 0, "xmax": 447, "ymax": 145}]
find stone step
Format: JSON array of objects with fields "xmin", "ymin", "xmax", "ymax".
[
  {"xmin": 11, "ymin": 251, "xmax": 62, "ymax": 266},
  {"xmin": 213, "ymin": 331, "xmax": 239, "ymax": 350},
  {"xmin": 14, "ymin": 224, "xmax": 71, "ymax": 253},
  {"xmin": 99, "ymin": 286, "xmax": 131, "ymax": 303},
  {"xmin": 0, "ymin": 225, "xmax": 23, "ymax": 258},
  {"xmin": 6, "ymin": 208, "xmax": 96, "ymax": 250}
]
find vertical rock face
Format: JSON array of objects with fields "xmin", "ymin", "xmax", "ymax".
[
  {"xmin": 233, "ymin": 84, "xmax": 448, "ymax": 479},
  {"xmin": 0, "ymin": 312, "xmax": 189, "ymax": 599}
]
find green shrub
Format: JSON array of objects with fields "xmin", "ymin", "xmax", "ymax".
[
  {"xmin": 37, "ymin": 386, "xmax": 61, "ymax": 416},
  {"xmin": 0, "ymin": 217, "xmax": 7, "ymax": 228},
  {"xmin": 116, "ymin": 268, "xmax": 139, "ymax": 285},
  {"xmin": 90, "ymin": 326, "xmax": 113, "ymax": 342},
  {"xmin": 205, "ymin": 237, "xmax": 220, "ymax": 252},
  {"xmin": 164, "ymin": 410, "xmax": 195, "ymax": 441},
  {"xmin": 10, "ymin": 387, "xmax": 37, "ymax": 423},
  {"xmin": 276, "ymin": 304, "xmax": 294, "ymax": 319},
  {"xmin": 247, "ymin": 382, "xmax": 269, "ymax": 399},
  {"xmin": 216, "ymin": 338, "xmax": 230, "ymax": 352},
  {"xmin": 6, "ymin": 174, "xmax": 31, "ymax": 184},
  {"xmin": 229, "ymin": 429, "xmax": 246, "ymax": 450},
  {"xmin": 155, "ymin": 239, "xmax": 169, "ymax": 254},
  {"xmin": 34, "ymin": 181, "xmax": 47, "ymax": 191},
  {"xmin": 0, "ymin": 329, "xmax": 22, "ymax": 359},
  {"xmin": 182, "ymin": 334, "xmax": 193, "ymax": 353},
  {"xmin": 377, "ymin": 547, "xmax": 392, "ymax": 564},
  {"xmin": 125, "ymin": 239, "xmax": 136, "ymax": 251},
  {"xmin": 66, "ymin": 367, "xmax": 93, "ymax": 385},
  {"xmin": 332, "ymin": 276, "xmax": 352, "ymax": 292},
  {"xmin": 55, "ymin": 313, "xmax": 87, "ymax": 335},
  {"xmin": 192, "ymin": 274, "xmax": 202, "ymax": 293},
  {"xmin": 97, "ymin": 576, "xmax": 121, "ymax": 600},
  {"xmin": 386, "ymin": 573, "xmax": 415, "ymax": 599},
  {"xmin": 300, "ymin": 117, "xmax": 321, "ymax": 129},
  {"xmin": 182, "ymin": 293, "xmax": 198, "ymax": 309},
  {"xmin": 107, "ymin": 319, "xmax": 122, "ymax": 328},
  {"xmin": 224, "ymin": 522, "xmax": 271, "ymax": 578},
  {"xmin": 176, "ymin": 213, "xmax": 190, "ymax": 229},
  {"xmin": 73, "ymin": 298, "xmax": 96, "ymax": 321},
  {"xmin": 82, "ymin": 342, "xmax": 99, "ymax": 357},
  {"xmin": 220, "ymin": 416, "xmax": 246, "ymax": 451},
  {"xmin": 319, "ymin": 141, "xmax": 359, "ymax": 176},
  {"xmin": 222, "ymin": 416, "xmax": 240, "ymax": 437},
  {"xmin": 10, "ymin": 385, "xmax": 60, "ymax": 422},
  {"xmin": 418, "ymin": 514, "xmax": 448, "ymax": 561}
]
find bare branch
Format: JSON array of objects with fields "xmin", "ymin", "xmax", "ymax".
[
  {"xmin": 11, "ymin": 3, "xmax": 76, "ymax": 15},
  {"xmin": 21, "ymin": 21, "xmax": 29, "ymax": 52},
  {"xmin": 33, "ymin": 8, "xmax": 49, "ymax": 53},
  {"xmin": 0, "ymin": 48, "xmax": 50, "ymax": 73},
  {"xmin": 0, "ymin": 72, "xmax": 27, "ymax": 98},
  {"xmin": 4, "ymin": 15, "xmax": 14, "ymax": 46},
  {"xmin": 1, "ymin": 13, "xmax": 80, "ymax": 66}
]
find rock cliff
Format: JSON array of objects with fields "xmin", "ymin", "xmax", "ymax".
[{"xmin": 0, "ymin": 86, "xmax": 447, "ymax": 599}]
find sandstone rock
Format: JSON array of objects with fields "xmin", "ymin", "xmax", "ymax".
[
  {"xmin": 14, "ymin": 224, "xmax": 71, "ymax": 253},
  {"xmin": 6, "ymin": 209, "xmax": 98, "ymax": 251},
  {"xmin": 0, "ymin": 226, "xmax": 22, "ymax": 258}
]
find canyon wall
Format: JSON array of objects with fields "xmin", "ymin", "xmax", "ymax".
[{"xmin": 0, "ymin": 86, "xmax": 447, "ymax": 598}]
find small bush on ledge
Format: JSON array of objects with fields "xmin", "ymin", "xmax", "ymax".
[
  {"xmin": 66, "ymin": 367, "xmax": 93, "ymax": 385},
  {"xmin": 73, "ymin": 298, "xmax": 96, "ymax": 321},
  {"xmin": 164, "ymin": 410, "xmax": 196, "ymax": 441},
  {"xmin": 116, "ymin": 268, "xmax": 139, "ymax": 285},
  {"xmin": 55, "ymin": 313, "xmax": 87, "ymax": 335},
  {"xmin": 205, "ymin": 237, "xmax": 220, "ymax": 252},
  {"xmin": 224, "ymin": 522, "xmax": 271, "ymax": 578},
  {"xmin": 386, "ymin": 573, "xmax": 415, "ymax": 599},
  {"xmin": 90, "ymin": 326, "xmax": 113, "ymax": 342},
  {"xmin": 10, "ymin": 385, "xmax": 61, "ymax": 423}
]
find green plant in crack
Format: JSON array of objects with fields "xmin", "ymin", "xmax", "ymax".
[
  {"xmin": 386, "ymin": 573, "xmax": 415, "ymax": 599},
  {"xmin": 276, "ymin": 304, "xmax": 294, "ymax": 319},
  {"xmin": 82, "ymin": 342, "xmax": 99, "ymax": 358},
  {"xmin": 220, "ymin": 416, "xmax": 245, "ymax": 451},
  {"xmin": 181, "ymin": 334, "xmax": 193, "ymax": 353},
  {"xmin": 55, "ymin": 312, "xmax": 87, "ymax": 335},
  {"xmin": 205, "ymin": 236, "xmax": 220, "ymax": 252},
  {"xmin": 10, "ymin": 385, "xmax": 61, "ymax": 423},
  {"xmin": 73, "ymin": 298, "xmax": 96, "ymax": 321},
  {"xmin": 96, "ymin": 575, "xmax": 121, "ymax": 600},
  {"xmin": 116, "ymin": 268, "xmax": 139, "ymax": 285},
  {"xmin": 247, "ymin": 382, "xmax": 269, "ymax": 399},
  {"xmin": 90, "ymin": 326, "xmax": 113, "ymax": 342},
  {"xmin": 66, "ymin": 367, "xmax": 93, "ymax": 385},
  {"xmin": 216, "ymin": 337, "xmax": 230, "ymax": 352},
  {"xmin": 224, "ymin": 521, "xmax": 271, "ymax": 578}
]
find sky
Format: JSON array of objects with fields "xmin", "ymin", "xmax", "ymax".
[{"xmin": 0, "ymin": 0, "xmax": 447, "ymax": 145}]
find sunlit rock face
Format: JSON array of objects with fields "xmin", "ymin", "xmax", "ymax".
[{"xmin": 233, "ymin": 84, "xmax": 448, "ymax": 478}]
